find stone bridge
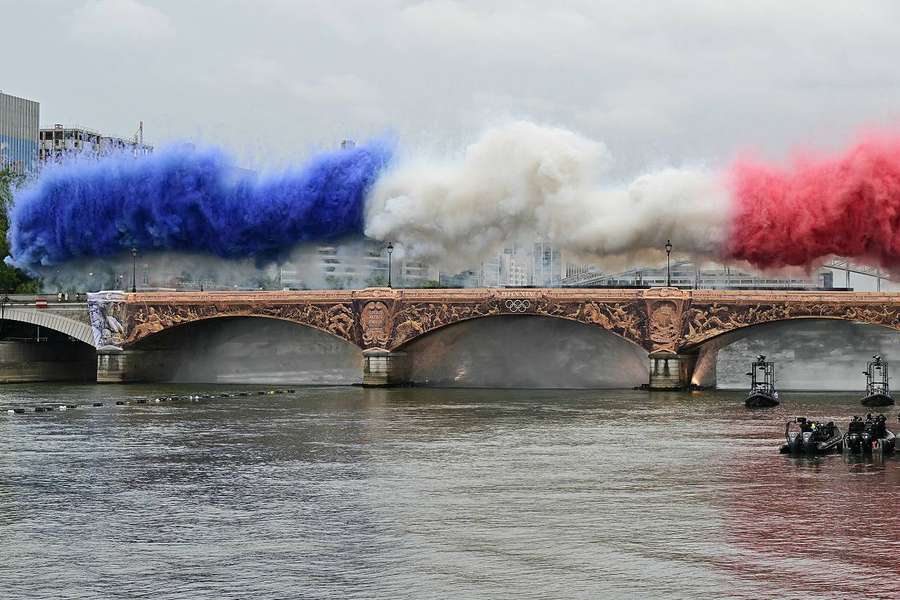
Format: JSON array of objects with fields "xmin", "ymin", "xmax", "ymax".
[
  {"xmin": 0, "ymin": 299, "xmax": 95, "ymax": 383},
  {"xmin": 84, "ymin": 287, "xmax": 900, "ymax": 388}
]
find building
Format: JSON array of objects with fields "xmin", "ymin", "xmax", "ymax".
[
  {"xmin": 564, "ymin": 262, "xmax": 598, "ymax": 280},
  {"xmin": 475, "ymin": 245, "xmax": 533, "ymax": 287},
  {"xmin": 39, "ymin": 123, "xmax": 152, "ymax": 163},
  {"xmin": 0, "ymin": 91, "xmax": 40, "ymax": 174},
  {"xmin": 400, "ymin": 259, "xmax": 439, "ymax": 287},
  {"xmin": 561, "ymin": 259, "xmax": 899, "ymax": 291},
  {"xmin": 533, "ymin": 241, "xmax": 563, "ymax": 287},
  {"xmin": 275, "ymin": 242, "xmax": 439, "ymax": 290}
]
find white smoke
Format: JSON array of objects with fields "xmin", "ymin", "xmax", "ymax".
[
  {"xmin": 40, "ymin": 239, "xmax": 390, "ymax": 293},
  {"xmin": 365, "ymin": 121, "xmax": 731, "ymax": 270}
]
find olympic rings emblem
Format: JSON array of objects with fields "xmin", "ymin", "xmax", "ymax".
[{"xmin": 504, "ymin": 299, "xmax": 531, "ymax": 313}]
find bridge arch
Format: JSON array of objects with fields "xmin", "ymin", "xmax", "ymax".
[
  {"xmin": 387, "ymin": 297, "xmax": 647, "ymax": 353},
  {"xmin": 127, "ymin": 315, "xmax": 363, "ymax": 384},
  {"xmin": 680, "ymin": 302, "xmax": 900, "ymax": 354},
  {"xmin": 687, "ymin": 317, "xmax": 900, "ymax": 389},
  {"xmin": 1, "ymin": 307, "xmax": 95, "ymax": 347},
  {"xmin": 125, "ymin": 311, "xmax": 358, "ymax": 350},
  {"xmin": 396, "ymin": 313, "xmax": 649, "ymax": 388}
]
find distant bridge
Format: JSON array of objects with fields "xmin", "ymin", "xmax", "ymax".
[
  {"xmin": 0, "ymin": 299, "xmax": 93, "ymax": 345},
  {"xmin": 0, "ymin": 298, "xmax": 95, "ymax": 383},
  {"xmin": 77, "ymin": 287, "xmax": 900, "ymax": 387}
]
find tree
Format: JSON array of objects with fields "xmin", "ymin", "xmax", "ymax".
[
  {"xmin": 364, "ymin": 272, "xmax": 388, "ymax": 288},
  {"xmin": 0, "ymin": 168, "xmax": 40, "ymax": 293}
]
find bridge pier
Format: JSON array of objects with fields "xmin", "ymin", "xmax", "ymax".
[
  {"xmin": 362, "ymin": 350, "xmax": 409, "ymax": 387},
  {"xmin": 648, "ymin": 352, "xmax": 696, "ymax": 390},
  {"xmin": 97, "ymin": 349, "xmax": 184, "ymax": 383},
  {"xmin": 96, "ymin": 350, "xmax": 138, "ymax": 383}
]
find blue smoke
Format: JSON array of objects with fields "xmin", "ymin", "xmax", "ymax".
[{"xmin": 7, "ymin": 140, "xmax": 393, "ymax": 270}]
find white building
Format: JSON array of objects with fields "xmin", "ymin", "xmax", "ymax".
[
  {"xmin": 0, "ymin": 91, "xmax": 39, "ymax": 174},
  {"xmin": 39, "ymin": 123, "xmax": 152, "ymax": 163},
  {"xmin": 561, "ymin": 258, "xmax": 898, "ymax": 291},
  {"xmin": 278, "ymin": 242, "xmax": 438, "ymax": 289},
  {"xmin": 532, "ymin": 241, "xmax": 563, "ymax": 287},
  {"xmin": 477, "ymin": 245, "xmax": 534, "ymax": 287}
]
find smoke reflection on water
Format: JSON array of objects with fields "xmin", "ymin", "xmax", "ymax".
[
  {"xmin": 716, "ymin": 320, "xmax": 900, "ymax": 390},
  {"xmin": 404, "ymin": 315, "xmax": 649, "ymax": 388}
]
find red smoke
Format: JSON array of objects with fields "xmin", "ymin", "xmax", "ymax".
[{"xmin": 727, "ymin": 135, "xmax": 900, "ymax": 269}]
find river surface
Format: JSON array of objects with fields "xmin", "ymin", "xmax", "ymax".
[{"xmin": 1, "ymin": 385, "xmax": 898, "ymax": 599}]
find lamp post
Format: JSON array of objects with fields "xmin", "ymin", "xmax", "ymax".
[
  {"xmin": 386, "ymin": 242, "xmax": 394, "ymax": 288},
  {"xmin": 665, "ymin": 239, "xmax": 673, "ymax": 288},
  {"xmin": 131, "ymin": 247, "xmax": 137, "ymax": 293}
]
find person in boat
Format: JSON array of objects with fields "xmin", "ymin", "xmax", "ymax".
[{"xmin": 871, "ymin": 414, "xmax": 888, "ymax": 439}]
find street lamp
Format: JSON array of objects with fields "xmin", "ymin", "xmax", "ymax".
[
  {"xmin": 665, "ymin": 240, "xmax": 673, "ymax": 288},
  {"xmin": 131, "ymin": 247, "xmax": 137, "ymax": 293},
  {"xmin": 386, "ymin": 242, "xmax": 394, "ymax": 288}
]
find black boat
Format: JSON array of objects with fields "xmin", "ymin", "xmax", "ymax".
[
  {"xmin": 779, "ymin": 417, "xmax": 843, "ymax": 454},
  {"xmin": 861, "ymin": 355, "xmax": 894, "ymax": 407},
  {"xmin": 745, "ymin": 354, "xmax": 778, "ymax": 408},
  {"xmin": 844, "ymin": 414, "xmax": 896, "ymax": 454}
]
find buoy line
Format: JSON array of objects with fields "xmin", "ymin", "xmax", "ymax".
[{"xmin": 4, "ymin": 388, "xmax": 297, "ymax": 416}]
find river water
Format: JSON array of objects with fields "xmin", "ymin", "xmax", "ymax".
[{"xmin": 1, "ymin": 385, "xmax": 898, "ymax": 599}]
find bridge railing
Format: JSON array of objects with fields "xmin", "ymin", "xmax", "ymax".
[{"xmin": 1, "ymin": 293, "xmax": 88, "ymax": 305}]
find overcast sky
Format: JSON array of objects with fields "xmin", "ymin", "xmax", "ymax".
[{"xmin": 4, "ymin": 0, "xmax": 900, "ymax": 177}]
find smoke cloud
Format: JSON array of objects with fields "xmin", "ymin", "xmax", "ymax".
[
  {"xmin": 727, "ymin": 134, "xmax": 900, "ymax": 269},
  {"xmin": 11, "ymin": 121, "xmax": 900, "ymax": 284},
  {"xmin": 8, "ymin": 140, "xmax": 392, "ymax": 271},
  {"xmin": 365, "ymin": 121, "xmax": 730, "ymax": 270}
]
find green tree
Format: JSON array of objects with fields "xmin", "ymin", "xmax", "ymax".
[
  {"xmin": 0, "ymin": 167, "xmax": 40, "ymax": 293},
  {"xmin": 364, "ymin": 272, "xmax": 388, "ymax": 287}
]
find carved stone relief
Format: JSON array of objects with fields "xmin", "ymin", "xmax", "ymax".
[
  {"xmin": 87, "ymin": 291, "xmax": 127, "ymax": 350},
  {"xmin": 681, "ymin": 301, "xmax": 900, "ymax": 348},
  {"xmin": 648, "ymin": 300, "xmax": 680, "ymax": 353},
  {"xmin": 386, "ymin": 294, "xmax": 647, "ymax": 349},
  {"xmin": 360, "ymin": 301, "xmax": 392, "ymax": 347},
  {"xmin": 125, "ymin": 301, "xmax": 357, "ymax": 346},
  {"xmin": 88, "ymin": 289, "xmax": 900, "ymax": 356}
]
